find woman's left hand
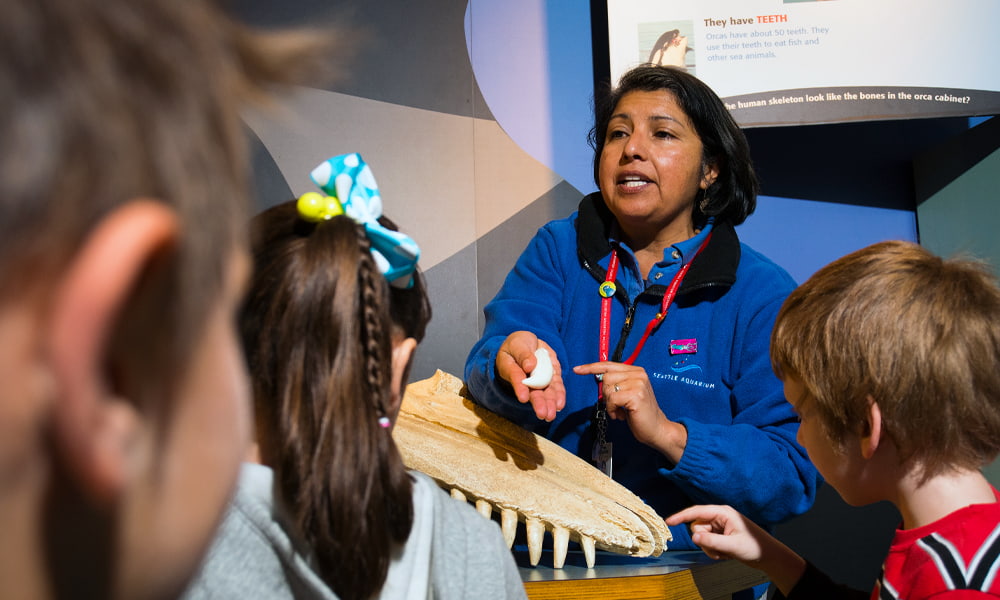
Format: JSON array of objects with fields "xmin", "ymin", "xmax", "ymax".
[{"xmin": 572, "ymin": 361, "xmax": 688, "ymax": 463}]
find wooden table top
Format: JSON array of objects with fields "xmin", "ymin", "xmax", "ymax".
[{"xmin": 515, "ymin": 547, "xmax": 769, "ymax": 600}]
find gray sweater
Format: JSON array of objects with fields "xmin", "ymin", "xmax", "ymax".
[{"xmin": 183, "ymin": 463, "xmax": 527, "ymax": 600}]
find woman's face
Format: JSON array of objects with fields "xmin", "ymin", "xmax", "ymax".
[{"xmin": 598, "ymin": 90, "xmax": 717, "ymax": 242}]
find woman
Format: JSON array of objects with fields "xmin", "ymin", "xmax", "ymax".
[
  {"xmin": 464, "ymin": 66, "xmax": 821, "ymax": 552},
  {"xmin": 187, "ymin": 155, "xmax": 526, "ymax": 600}
]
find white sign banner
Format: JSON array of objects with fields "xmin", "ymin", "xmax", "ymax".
[{"xmin": 606, "ymin": 0, "xmax": 1000, "ymax": 126}]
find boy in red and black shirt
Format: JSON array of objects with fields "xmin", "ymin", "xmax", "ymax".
[{"xmin": 670, "ymin": 240, "xmax": 1000, "ymax": 599}]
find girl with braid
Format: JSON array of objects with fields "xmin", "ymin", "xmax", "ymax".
[{"xmin": 185, "ymin": 155, "xmax": 526, "ymax": 600}]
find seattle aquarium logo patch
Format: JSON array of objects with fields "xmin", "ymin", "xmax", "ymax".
[
  {"xmin": 669, "ymin": 339, "xmax": 702, "ymax": 373},
  {"xmin": 652, "ymin": 338, "xmax": 715, "ymax": 389}
]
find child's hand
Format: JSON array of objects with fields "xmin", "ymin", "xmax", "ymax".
[
  {"xmin": 667, "ymin": 505, "xmax": 767, "ymax": 562},
  {"xmin": 667, "ymin": 505, "xmax": 807, "ymax": 595}
]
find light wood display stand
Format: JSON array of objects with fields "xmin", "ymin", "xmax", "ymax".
[{"xmin": 516, "ymin": 548, "xmax": 768, "ymax": 600}]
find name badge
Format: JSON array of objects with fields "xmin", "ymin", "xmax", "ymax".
[
  {"xmin": 592, "ymin": 441, "xmax": 613, "ymax": 478},
  {"xmin": 669, "ymin": 338, "xmax": 698, "ymax": 355}
]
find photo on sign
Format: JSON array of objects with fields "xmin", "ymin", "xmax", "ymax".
[{"xmin": 638, "ymin": 20, "xmax": 695, "ymax": 74}]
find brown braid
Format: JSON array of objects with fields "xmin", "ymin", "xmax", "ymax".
[{"xmin": 356, "ymin": 229, "xmax": 390, "ymax": 420}]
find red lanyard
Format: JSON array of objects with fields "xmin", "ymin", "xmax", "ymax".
[{"xmin": 598, "ymin": 232, "xmax": 712, "ymax": 374}]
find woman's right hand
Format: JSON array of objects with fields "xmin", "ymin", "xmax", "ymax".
[{"xmin": 496, "ymin": 331, "xmax": 565, "ymax": 422}]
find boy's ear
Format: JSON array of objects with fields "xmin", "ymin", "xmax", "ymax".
[
  {"xmin": 388, "ymin": 337, "xmax": 418, "ymax": 419},
  {"xmin": 859, "ymin": 395, "xmax": 883, "ymax": 460},
  {"xmin": 46, "ymin": 200, "xmax": 179, "ymax": 507}
]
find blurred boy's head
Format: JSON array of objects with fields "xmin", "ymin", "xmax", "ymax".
[
  {"xmin": 771, "ymin": 241, "xmax": 1000, "ymax": 486},
  {"xmin": 0, "ymin": 0, "xmax": 330, "ymax": 597}
]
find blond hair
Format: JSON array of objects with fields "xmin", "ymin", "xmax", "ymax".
[{"xmin": 771, "ymin": 241, "xmax": 1000, "ymax": 480}]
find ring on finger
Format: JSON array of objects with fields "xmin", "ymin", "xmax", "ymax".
[
  {"xmin": 614, "ymin": 383, "xmax": 620, "ymax": 393},
  {"xmin": 595, "ymin": 373, "xmax": 604, "ymax": 383}
]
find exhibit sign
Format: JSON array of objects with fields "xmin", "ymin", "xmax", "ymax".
[{"xmin": 605, "ymin": 0, "xmax": 1000, "ymax": 126}]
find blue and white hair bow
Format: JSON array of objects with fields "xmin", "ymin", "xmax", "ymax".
[{"xmin": 296, "ymin": 153, "xmax": 420, "ymax": 289}]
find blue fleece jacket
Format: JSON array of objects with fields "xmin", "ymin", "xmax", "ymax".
[{"xmin": 465, "ymin": 193, "xmax": 820, "ymax": 549}]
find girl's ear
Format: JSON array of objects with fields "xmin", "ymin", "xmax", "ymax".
[
  {"xmin": 46, "ymin": 200, "xmax": 179, "ymax": 506},
  {"xmin": 388, "ymin": 337, "xmax": 417, "ymax": 420},
  {"xmin": 860, "ymin": 395, "xmax": 883, "ymax": 460}
]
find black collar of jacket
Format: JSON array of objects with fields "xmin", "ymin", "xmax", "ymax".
[{"xmin": 575, "ymin": 191, "xmax": 739, "ymax": 296}]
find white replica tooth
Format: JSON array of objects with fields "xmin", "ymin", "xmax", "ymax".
[
  {"xmin": 552, "ymin": 526, "xmax": 570, "ymax": 569},
  {"xmin": 475, "ymin": 499, "xmax": 492, "ymax": 519},
  {"xmin": 526, "ymin": 518, "xmax": 545, "ymax": 566},
  {"xmin": 450, "ymin": 488, "xmax": 466, "ymax": 502},
  {"xmin": 580, "ymin": 535, "xmax": 596, "ymax": 569},
  {"xmin": 521, "ymin": 348, "xmax": 553, "ymax": 389},
  {"xmin": 501, "ymin": 509, "xmax": 518, "ymax": 549}
]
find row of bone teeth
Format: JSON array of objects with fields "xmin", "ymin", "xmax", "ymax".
[{"xmin": 450, "ymin": 488, "xmax": 597, "ymax": 569}]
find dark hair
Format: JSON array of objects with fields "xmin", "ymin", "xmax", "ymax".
[
  {"xmin": 771, "ymin": 241, "xmax": 1000, "ymax": 482},
  {"xmin": 240, "ymin": 200, "xmax": 431, "ymax": 600},
  {"xmin": 0, "ymin": 0, "xmax": 336, "ymax": 403},
  {"xmin": 588, "ymin": 65, "xmax": 758, "ymax": 225}
]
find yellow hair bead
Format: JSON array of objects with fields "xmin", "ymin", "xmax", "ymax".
[{"xmin": 296, "ymin": 191, "xmax": 343, "ymax": 222}]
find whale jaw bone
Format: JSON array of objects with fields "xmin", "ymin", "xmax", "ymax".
[{"xmin": 392, "ymin": 370, "xmax": 670, "ymax": 569}]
